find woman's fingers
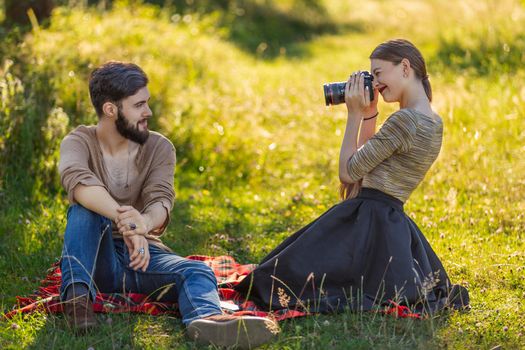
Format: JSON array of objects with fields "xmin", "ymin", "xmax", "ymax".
[
  {"xmin": 350, "ymin": 71, "xmax": 366, "ymax": 97},
  {"xmin": 351, "ymin": 71, "xmax": 358, "ymax": 95},
  {"xmin": 362, "ymin": 74, "xmax": 370, "ymax": 106},
  {"xmin": 346, "ymin": 71, "xmax": 371, "ymax": 112},
  {"xmin": 358, "ymin": 73, "xmax": 365, "ymax": 103},
  {"xmin": 345, "ymin": 74, "xmax": 352, "ymax": 97},
  {"xmin": 346, "ymin": 72, "xmax": 358, "ymax": 100}
]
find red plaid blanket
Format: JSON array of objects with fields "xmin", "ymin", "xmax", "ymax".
[{"xmin": 4, "ymin": 255, "xmax": 420, "ymax": 320}]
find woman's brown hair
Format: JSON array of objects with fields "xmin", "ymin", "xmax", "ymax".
[{"xmin": 340, "ymin": 39, "xmax": 431, "ymax": 200}]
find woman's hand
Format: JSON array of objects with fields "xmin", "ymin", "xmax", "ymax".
[{"xmin": 344, "ymin": 71, "xmax": 379, "ymax": 119}]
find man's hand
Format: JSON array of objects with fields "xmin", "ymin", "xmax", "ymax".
[
  {"xmin": 116, "ymin": 206, "xmax": 150, "ymax": 237},
  {"xmin": 123, "ymin": 234, "xmax": 150, "ymax": 272}
]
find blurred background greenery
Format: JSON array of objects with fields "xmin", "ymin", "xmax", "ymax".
[{"xmin": 0, "ymin": 0, "xmax": 524, "ymax": 349}]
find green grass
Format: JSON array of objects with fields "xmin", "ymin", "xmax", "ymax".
[{"xmin": 1, "ymin": 0, "xmax": 525, "ymax": 348}]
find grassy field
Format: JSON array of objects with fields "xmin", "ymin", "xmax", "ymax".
[{"xmin": 1, "ymin": 0, "xmax": 524, "ymax": 348}]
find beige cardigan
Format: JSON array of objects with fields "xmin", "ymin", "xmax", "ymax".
[{"xmin": 59, "ymin": 125, "xmax": 176, "ymax": 248}]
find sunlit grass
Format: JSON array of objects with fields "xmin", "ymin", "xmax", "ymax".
[{"xmin": 1, "ymin": 0, "xmax": 524, "ymax": 348}]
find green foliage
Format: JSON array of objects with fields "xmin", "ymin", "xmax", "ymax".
[
  {"xmin": 1, "ymin": 0, "xmax": 525, "ymax": 349},
  {"xmin": 0, "ymin": 56, "xmax": 63, "ymax": 205}
]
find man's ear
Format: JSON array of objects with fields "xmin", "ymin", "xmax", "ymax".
[{"xmin": 102, "ymin": 102, "xmax": 118, "ymax": 118}]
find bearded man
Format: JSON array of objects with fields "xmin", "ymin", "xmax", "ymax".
[{"xmin": 58, "ymin": 61, "xmax": 277, "ymax": 347}]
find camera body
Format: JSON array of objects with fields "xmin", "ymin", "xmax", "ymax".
[{"xmin": 323, "ymin": 71, "xmax": 374, "ymax": 106}]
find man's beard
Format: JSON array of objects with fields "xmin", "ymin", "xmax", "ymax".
[{"xmin": 115, "ymin": 109, "xmax": 150, "ymax": 145}]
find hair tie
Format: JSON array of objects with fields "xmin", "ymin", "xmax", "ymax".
[{"xmin": 422, "ymin": 75, "xmax": 429, "ymax": 81}]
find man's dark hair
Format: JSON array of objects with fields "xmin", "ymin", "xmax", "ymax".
[{"xmin": 89, "ymin": 61, "xmax": 149, "ymax": 117}]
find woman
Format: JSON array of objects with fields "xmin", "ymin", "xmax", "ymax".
[{"xmin": 235, "ymin": 39, "xmax": 469, "ymax": 314}]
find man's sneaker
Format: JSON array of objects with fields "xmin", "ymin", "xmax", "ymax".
[
  {"xmin": 63, "ymin": 284, "xmax": 97, "ymax": 333},
  {"xmin": 187, "ymin": 314, "xmax": 279, "ymax": 349}
]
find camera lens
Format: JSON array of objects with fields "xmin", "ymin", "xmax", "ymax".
[
  {"xmin": 323, "ymin": 82, "xmax": 347, "ymax": 106},
  {"xmin": 323, "ymin": 71, "xmax": 374, "ymax": 106}
]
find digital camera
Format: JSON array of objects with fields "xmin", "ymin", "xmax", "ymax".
[{"xmin": 323, "ymin": 71, "xmax": 374, "ymax": 106}]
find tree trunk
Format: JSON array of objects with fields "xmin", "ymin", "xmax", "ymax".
[{"xmin": 5, "ymin": 0, "xmax": 55, "ymax": 26}]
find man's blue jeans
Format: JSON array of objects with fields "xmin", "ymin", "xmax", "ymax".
[{"xmin": 59, "ymin": 204, "xmax": 223, "ymax": 325}]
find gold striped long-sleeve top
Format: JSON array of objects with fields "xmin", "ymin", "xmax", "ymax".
[{"xmin": 347, "ymin": 108, "xmax": 443, "ymax": 203}]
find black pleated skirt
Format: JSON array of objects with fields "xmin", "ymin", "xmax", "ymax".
[{"xmin": 235, "ymin": 188, "xmax": 469, "ymax": 314}]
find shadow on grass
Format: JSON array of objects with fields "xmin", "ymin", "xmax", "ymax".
[
  {"xmin": 23, "ymin": 312, "xmax": 182, "ymax": 350},
  {"xmin": 168, "ymin": 0, "xmax": 363, "ymax": 59}
]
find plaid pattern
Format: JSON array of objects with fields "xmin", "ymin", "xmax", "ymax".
[{"xmin": 4, "ymin": 255, "xmax": 420, "ymax": 320}]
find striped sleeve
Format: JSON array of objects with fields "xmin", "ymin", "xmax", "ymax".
[{"xmin": 346, "ymin": 111, "xmax": 417, "ymax": 182}]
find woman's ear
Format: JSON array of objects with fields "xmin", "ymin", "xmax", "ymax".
[
  {"xmin": 401, "ymin": 58, "xmax": 411, "ymax": 78},
  {"xmin": 102, "ymin": 102, "xmax": 117, "ymax": 118}
]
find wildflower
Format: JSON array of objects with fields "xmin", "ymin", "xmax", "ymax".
[
  {"xmin": 265, "ymin": 314, "xmax": 280, "ymax": 335},
  {"xmin": 277, "ymin": 287, "xmax": 291, "ymax": 308},
  {"xmin": 421, "ymin": 271, "xmax": 440, "ymax": 296}
]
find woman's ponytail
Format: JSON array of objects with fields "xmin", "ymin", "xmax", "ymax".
[{"xmin": 422, "ymin": 75, "xmax": 432, "ymax": 102}]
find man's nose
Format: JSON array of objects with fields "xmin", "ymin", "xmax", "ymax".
[{"xmin": 144, "ymin": 105, "xmax": 152, "ymax": 117}]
